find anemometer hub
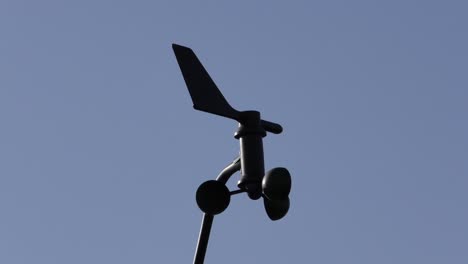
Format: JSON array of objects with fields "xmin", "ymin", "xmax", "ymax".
[{"xmin": 173, "ymin": 43, "xmax": 292, "ymax": 264}]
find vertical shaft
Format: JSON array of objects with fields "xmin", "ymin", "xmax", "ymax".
[
  {"xmin": 193, "ymin": 214, "xmax": 214, "ymax": 264},
  {"xmin": 235, "ymin": 111, "xmax": 266, "ymax": 200}
]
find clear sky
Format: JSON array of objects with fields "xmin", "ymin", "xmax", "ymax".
[{"xmin": 1, "ymin": 1, "xmax": 467, "ymax": 263}]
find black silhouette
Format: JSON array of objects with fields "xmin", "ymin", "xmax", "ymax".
[{"xmin": 173, "ymin": 44, "xmax": 291, "ymax": 264}]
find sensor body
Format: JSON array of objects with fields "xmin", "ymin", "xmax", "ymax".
[{"xmin": 235, "ymin": 111, "xmax": 266, "ymax": 200}]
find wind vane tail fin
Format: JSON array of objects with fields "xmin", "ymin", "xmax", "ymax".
[{"xmin": 172, "ymin": 44, "xmax": 239, "ymax": 120}]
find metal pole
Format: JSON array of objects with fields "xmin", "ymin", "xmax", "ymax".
[{"xmin": 193, "ymin": 214, "xmax": 214, "ymax": 264}]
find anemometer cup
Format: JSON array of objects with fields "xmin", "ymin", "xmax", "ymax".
[
  {"xmin": 263, "ymin": 196, "xmax": 290, "ymax": 221},
  {"xmin": 262, "ymin": 167, "xmax": 292, "ymax": 220},
  {"xmin": 196, "ymin": 180, "xmax": 230, "ymax": 215}
]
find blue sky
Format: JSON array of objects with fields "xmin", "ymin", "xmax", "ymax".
[{"xmin": 1, "ymin": 1, "xmax": 467, "ymax": 263}]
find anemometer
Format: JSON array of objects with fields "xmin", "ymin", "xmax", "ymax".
[{"xmin": 173, "ymin": 44, "xmax": 292, "ymax": 264}]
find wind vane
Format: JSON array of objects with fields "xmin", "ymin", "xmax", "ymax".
[{"xmin": 173, "ymin": 44, "xmax": 292, "ymax": 264}]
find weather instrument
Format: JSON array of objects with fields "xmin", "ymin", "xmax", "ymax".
[{"xmin": 172, "ymin": 44, "xmax": 292, "ymax": 264}]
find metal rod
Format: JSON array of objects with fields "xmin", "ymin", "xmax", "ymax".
[
  {"xmin": 229, "ymin": 189, "xmax": 246, "ymax": 195},
  {"xmin": 193, "ymin": 214, "xmax": 214, "ymax": 264},
  {"xmin": 216, "ymin": 157, "xmax": 241, "ymax": 184},
  {"xmin": 192, "ymin": 158, "xmax": 241, "ymax": 264}
]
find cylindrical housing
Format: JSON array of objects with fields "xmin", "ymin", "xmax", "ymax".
[{"xmin": 235, "ymin": 111, "xmax": 266, "ymax": 200}]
